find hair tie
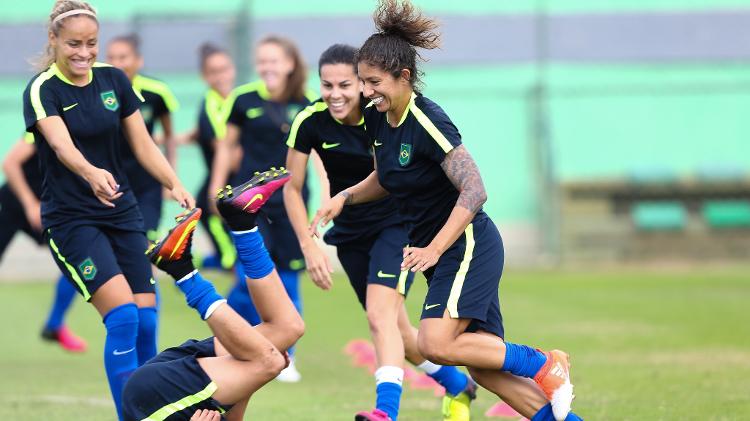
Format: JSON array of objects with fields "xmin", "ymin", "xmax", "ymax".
[{"xmin": 52, "ymin": 9, "xmax": 96, "ymax": 25}]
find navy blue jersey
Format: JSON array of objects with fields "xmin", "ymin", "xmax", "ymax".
[
  {"xmin": 364, "ymin": 93, "xmax": 486, "ymax": 248},
  {"xmin": 121, "ymin": 74, "xmax": 179, "ymax": 192},
  {"xmin": 197, "ymin": 89, "xmax": 228, "ymax": 171},
  {"xmin": 287, "ymin": 98, "xmax": 401, "ymax": 243},
  {"xmin": 224, "ymin": 80, "xmax": 313, "ymax": 207},
  {"xmin": 22, "ymin": 63, "xmax": 142, "ymax": 229}
]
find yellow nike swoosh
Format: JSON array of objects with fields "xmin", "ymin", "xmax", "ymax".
[
  {"xmin": 322, "ymin": 142, "xmax": 341, "ymax": 149},
  {"xmin": 425, "ymin": 303, "xmax": 441, "ymax": 310},
  {"xmin": 242, "ymin": 193, "xmax": 264, "ymax": 211},
  {"xmin": 377, "ymin": 270, "xmax": 396, "ymax": 278},
  {"xmin": 63, "ymin": 103, "xmax": 78, "ymax": 111},
  {"xmin": 169, "ymin": 219, "xmax": 198, "ymax": 259}
]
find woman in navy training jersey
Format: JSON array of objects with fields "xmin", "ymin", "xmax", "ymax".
[
  {"xmin": 1, "ymin": 133, "xmax": 86, "ymax": 352},
  {"xmin": 285, "ymin": 44, "xmax": 477, "ymax": 421},
  {"xmin": 209, "ymin": 35, "xmax": 319, "ymax": 382},
  {"xmin": 313, "ymin": 1, "xmax": 581, "ymax": 420},
  {"xmin": 22, "ymin": 1, "xmax": 193, "ymax": 419}
]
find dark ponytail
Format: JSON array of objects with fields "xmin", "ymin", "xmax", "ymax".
[
  {"xmin": 109, "ymin": 33, "xmax": 141, "ymax": 55},
  {"xmin": 356, "ymin": 0, "xmax": 440, "ymax": 92}
]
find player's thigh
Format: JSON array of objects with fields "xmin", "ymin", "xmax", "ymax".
[{"xmin": 197, "ymin": 355, "xmax": 277, "ymax": 404}]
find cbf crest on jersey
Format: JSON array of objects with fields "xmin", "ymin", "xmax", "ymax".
[
  {"xmin": 101, "ymin": 90, "xmax": 119, "ymax": 112},
  {"xmin": 399, "ymin": 143, "xmax": 412, "ymax": 166}
]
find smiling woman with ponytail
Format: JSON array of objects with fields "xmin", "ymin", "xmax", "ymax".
[
  {"xmin": 312, "ymin": 1, "xmax": 584, "ymax": 421},
  {"xmin": 22, "ymin": 1, "xmax": 194, "ymax": 419}
]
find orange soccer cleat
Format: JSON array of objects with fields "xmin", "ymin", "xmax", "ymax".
[{"xmin": 533, "ymin": 349, "xmax": 574, "ymax": 421}]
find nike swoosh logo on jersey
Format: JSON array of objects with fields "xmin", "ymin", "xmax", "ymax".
[
  {"xmin": 63, "ymin": 103, "xmax": 78, "ymax": 111},
  {"xmin": 373, "ymin": 140, "xmax": 383, "ymax": 146},
  {"xmin": 112, "ymin": 347, "xmax": 135, "ymax": 356},
  {"xmin": 322, "ymin": 142, "xmax": 341, "ymax": 149},
  {"xmin": 424, "ymin": 303, "xmax": 441, "ymax": 310},
  {"xmin": 242, "ymin": 193, "xmax": 264, "ymax": 210},
  {"xmin": 149, "ymin": 277, "xmax": 156, "ymax": 285},
  {"xmin": 377, "ymin": 270, "xmax": 396, "ymax": 278}
]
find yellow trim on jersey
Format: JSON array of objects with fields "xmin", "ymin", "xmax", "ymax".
[
  {"xmin": 29, "ymin": 67, "xmax": 57, "ymax": 120},
  {"xmin": 133, "ymin": 74, "xmax": 180, "ymax": 112},
  {"xmin": 23, "ymin": 132, "xmax": 35, "ymax": 145},
  {"xmin": 386, "ymin": 92, "xmax": 416, "ymax": 127},
  {"xmin": 411, "ymin": 97, "xmax": 454, "ymax": 154},
  {"xmin": 286, "ymin": 101, "xmax": 328, "ymax": 148},
  {"xmin": 305, "ymin": 88, "xmax": 318, "ymax": 102},
  {"xmin": 50, "ymin": 62, "xmax": 94, "ymax": 85},
  {"xmin": 142, "ymin": 382, "xmax": 220, "ymax": 421},
  {"xmin": 204, "ymin": 89, "xmax": 228, "ymax": 140},
  {"xmin": 447, "ymin": 223, "xmax": 475, "ymax": 318},
  {"xmin": 48, "ymin": 234, "xmax": 91, "ymax": 301},
  {"xmin": 222, "ymin": 80, "xmax": 268, "ymax": 127}
]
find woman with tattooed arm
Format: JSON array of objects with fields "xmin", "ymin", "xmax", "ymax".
[{"xmin": 311, "ymin": 1, "xmax": 583, "ymax": 421}]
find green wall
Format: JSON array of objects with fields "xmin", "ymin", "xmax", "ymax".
[{"xmin": 6, "ymin": 0, "xmax": 750, "ymax": 22}]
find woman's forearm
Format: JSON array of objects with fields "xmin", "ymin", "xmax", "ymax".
[
  {"xmin": 284, "ymin": 149, "xmax": 315, "ymax": 246},
  {"xmin": 3, "ymin": 141, "xmax": 39, "ymax": 210},
  {"xmin": 209, "ymin": 124, "xmax": 239, "ymax": 193},
  {"xmin": 339, "ymin": 170, "xmax": 388, "ymax": 205},
  {"xmin": 36, "ymin": 117, "xmax": 98, "ymax": 182}
]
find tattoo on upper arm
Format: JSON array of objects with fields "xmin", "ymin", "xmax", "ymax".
[{"xmin": 440, "ymin": 145, "xmax": 487, "ymax": 213}]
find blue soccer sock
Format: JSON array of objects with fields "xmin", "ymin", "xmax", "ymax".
[
  {"xmin": 227, "ymin": 270, "xmax": 262, "ymax": 325},
  {"xmin": 417, "ymin": 360, "xmax": 468, "ymax": 396},
  {"xmin": 230, "ymin": 228, "xmax": 274, "ymax": 279},
  {"xmin": 136, "ymin": 307, "xmax": 158, "ymax": 365},
  {"xmin": 176, "ymin": 270, "xmax": 226, "ymax": 320},
  {"xmin": 502, "ymin": 342, "xmax": 547, "ymax": 378},
  {"xmin": 44, "ymin": 274, "xmax": 77, "ymax": 331},
  {"xmin": 103, "ymin": 303, "xmax": 139, "ymax": 420},
  {"xmin": 531, "ymin": 403, "xmax": 583, "ymax": 421},
  {"xmin": 279, "ymin": 269, "xmax": 302, "ymax": 358},
  {"xmin": 375, "ymin": 366, "xmax": 403, "ymax": 421}
]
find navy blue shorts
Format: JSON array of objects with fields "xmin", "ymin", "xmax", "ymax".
[
  {"xmin": 257, "ymin": 207, "xmax": 305, "ymax": 272},
  {"xmin": 335, "ymin": 224, "xmax": 415, "ymax": 309},
  {"xmin": 45, "ymin": 223, "xmax": 154, "ymax": 301},
  {"xmin": 0, "ymin": 188, "xmax": 43, "ymax": 258},
  {"xmin": 122, "ymin": 338, "xmax": 230, "ymax": 421},
  {"xmin": 133, "ymin": 181, "xmax": 163, "ymax": 241},
  {"xmin": 421, "ymin": 215, "xmax": 505, "ymax": 338}
]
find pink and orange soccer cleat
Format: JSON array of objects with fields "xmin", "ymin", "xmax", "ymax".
[
  {"xmin": 355, "ymin": 409, "xmax": 393, "ymax": 421},
  {"xmin": 41, "ymin": 325, "xmax": 87, "ymax": 353},
  {"xmin": 533, "ymin": 349, "xmax": 574, "ymax": 421},
  {"xmin": 146, "ymin": 208, "xmax": 202, "ymax": 266}
]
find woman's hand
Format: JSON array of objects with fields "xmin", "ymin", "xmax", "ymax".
[
  {"xmin": 84, "ymin": 167, "xmax": 123, "ymax": 207},
  {"xmin": 302, "ymin": 240, "xmax": 334, "ymax": 290},
  {"xmin": 170, "ymin": 184, "xmax": 195, "ymax": 209},
  {"xmin": 401, "ymin": 245, "xmax": 442, "ymax": 273},
  {"xmin": 309, "ymin": 193, "xmax": 346, "ymax": 238},
  {"xmin": 190, "ymin": 409, "xmax": 221, "ymax": 421}
]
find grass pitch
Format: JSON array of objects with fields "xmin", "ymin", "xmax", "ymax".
[{"xmin": 0, "ymin": 267, "xmax": 748, "ymax": 420}]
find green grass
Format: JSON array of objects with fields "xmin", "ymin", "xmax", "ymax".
[{"xmin": 0, "ymin": 267, "xmax": 748, "ymax": 420}]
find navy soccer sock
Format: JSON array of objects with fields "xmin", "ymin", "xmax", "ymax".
[
  {"xmin": 230, "ymin": 228, "xmax": 274, "ymax": 280},
  {"xmin": 531, "ymin": 403, "xmax": 583, "ymax": 421},
  {"xmin": 375, "ymin": 366, "xmax": 404, "ymax": 421},
  {"xmin": 44, "ymin": 274, "xmax": 76, "ymax": 331},
  {"xmin": 136, "ymin": 306, "xmax": 158, "ymax": 365},
  {"xmin": 502, "ymin": 342, "xmax": 547, "ymax": 378},
  {"xmin": 103, "ymin": 303, "xmax": 139, "ymax": 420},
  {"xmin": 418, "ymin": 361, "xmax": 468, "ymax": 396},
  {"xmin": 176, "ymin": 270, "xmax": 226, "ymax": 320}
]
